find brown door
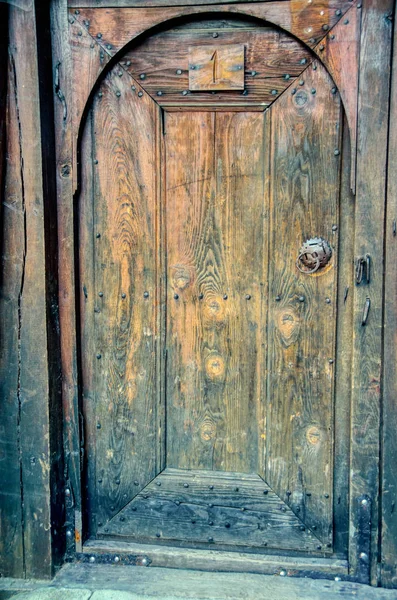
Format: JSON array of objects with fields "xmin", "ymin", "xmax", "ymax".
[{"xmin": 80, "ymin": 14, "xmax": 352, "ymax": 557}]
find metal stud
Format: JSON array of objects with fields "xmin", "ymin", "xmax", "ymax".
[
  {"xmin": 263, "ymin": 490, "xmax": 268, "ymax": 495},
  {"xmin": 334, "ymin": 149, "xmax": 340, "ymax": 156},
  {"xmin": 332, "ymin": 224, "xmax": 338, "ymax": 231},
  {"xmin": 199, "ymin": 293, "xmax": 204, "ymax": 300},
  {"xmin": 359, "ymin": 552, "xmax": 368, "ymax": 560},
  {"xmin": 284, "ymin": 74, "xmax": 290, "ymax": 80},
  {"xmin": 119, "ymin": 516, "xmax": 125, "ymax": 521},
  {"xmin": 322, "ymin": 24, "xmax": 329, "ymax": 31},
  {"xmin": 241, "ymin": 507, "xmax": 246, "ymax": 511},
  {"xmin": 65, "ymin": 488, "xmax": 71, "ymax": 497},
  {"xmin": 174, "ymin": 293, "xmax": 179, "ymax": 300},
  {"xmin": 138, "ymin": 91, "xmax": 143, "ymax": 98},
  {"xmin": 330, "ymin": 34, "xmax": 335, "ymax": 40},
  {"xmin": 144, "ymin": 291, "xmax": 149, "ymax": 298},
  {"xmin": 286, "ymin": 491, "xmax": 291, "ymax": 496},
  {"xmin": 361, "ymin": 498, "xmax": 368, "ymax": 506},
  {"xmin": 99, "ymin": 291, "xmax": 103, "ymax": 297},
  {"xmin": 97, "ymin": 33, "xmax": 102, "ymax": 39},
  {"xmin": 331, "ymin": 87, "xmax": 337, "ymax": 95},
  {"xmin": 126, "ymin": 61, "xmax": 131, "ymax": 67},
  {"xmin": 176, "ymin": 69, "xmax": 182, "ymax": 75},
  {"xmin": 183, "ymin": 483, "xmax": 189, "ymax": 488},
  {"xmin": 300, "ymin": 58, "xmax": 307, "ymax": 65},
  {"xmin": 66, "ymin": 529, "xmax": 73, "ymax": 538},
  {"xmin": 115, "ymin": 478, "xmax": 120, "ymax": 485},
  {"xmin": 98, "ymin": 478, "xmax": 102, "ymax": 483},
  {"xmin": 175, "ymin": 500, "xmax": 180, "ymax": 505},
  {"xmin": 280, "ymin": 570, "xmax": 287, "ymax": 577},
  {"xmin": 78, "ymin": 31, "xmax": 83, "ymax": 37},
  {"xmin": 235, "ymin": 487, "xmax": 239, "ymax": 492},
  {"xmin": 299, "ymin": 525, "xmax": 305, "ymax": 531},
  {"xmin": 245, "ymin": 294, "xmax": 251, "ymax": 300},
  {"xmin": 156, "ymin": 481, "xmax": 161, "ymax": 486},
  {"xmin": 311, "ymin": 89, "xmax": 316, "ymax": 95},
  {"xmin": 335, "ymin": 576, "xmax": 342, "ymax": 582},
  {"xmin": 114, "ymin": 556, "xmax": 120, "ymax": 563},
  {"xmin": 116, "ymin": 91, "xmax": 121, "ymax": 97},
  {"xmin": 291, "ymin": 89, "xmax": 297, "ymax": 96},
  {"xmin": 209, "ymin": 503, "xmax": 214, "ymax": 508},
  {"xmin": 131, "ymin": 507, "xmax": 137, "ymax": 511},
  {"xmin": 299, "ymin": 80, "xmax": 304, "ymax": 86},
  {"xmin": 140, "ymin": 74, "xmax": 146, "ymax": 80},
  {"xmin": 96, "ymin": 422, "xmax": 101, "ymax": 429},
  {"xmin": 299, "ymin": 296, "xmax": 305, "ymax": 302},
  {"xmin": 213, "ymin": 32, "xmax": 219, "ymax": 38},
  {"xmin": 182, "ymin": 90, "xmax": 188, "ymax": 96},
  {"xmin": 96, "ymin": 353, "xmax": 102, "ymax": 360},
  {"xmin": 208, "ymin": 537, "xmax": 214, "ymax": 542},
  {"xmin": 271, "ymin": 89, "xmax": 278, "ymax": 96},
  {"xmin": 75, "ymin": 9, "xmax": 80, "ymax": 14},
  {"xmin": 156, "ymin": 533, "xmax": 161, "ymax": 538},
  {"xmin": 313, "ymin": 64, "xmax": 317, "ymax": 71},
  {"xmin": 242, "ymin": 90, "xmax": 248, "ymax": 96},
  {"xmin": 157, "ymin": 91, "xmax": 163, "ymax": 96},
  {"xmin": 134, "ymin": 481, "xmax": 139, "ymax": 485},
  {"xmin": 223, "ymin": 294, "xmax": 228, "ymax": 300},
  {"xmin": 89, "ymin": 556, "xmax": 96, "ymax": 563},
  {"xmin": 251, "ymin": 71, "xmax": 257, "ymax": 77},
  {"xmin": 131, "ymin": 86, "xmax": 136, "ymax": 92},
  {"xmin": 191, "ymin": 519, "xmax": 196, "ymax": 524},
  {"xmin": 69, "ymin": 17, "xmax": 75, "ymax": 24},
  {"xmin": 118, "ymin": 71, "xmax": 123, "ymax": 77},
  {"xmin": 319, "ymin": 45, "xmax": 325, "ymax": 52},
  {"xmin": 106, "ymin": 44, "xmax": 112, "ymax": 50},
  {"xmin": 275, "ymin": 295, "xmax": 281, "ymax": 301},
  {"xmin": 98, "ymin": 92, "xmax": 103, "ymax": 99},
  {"xmin": 84, "ymin": 20, "xmax": 90, "ymax": 27},
  {"xmin": 344, "ymin": 19, "xmax": 349, "ymax": 25},
  {"xmin": 317, "ymin": 545, "xmax": 322, "ymax": 551},
  {"xmin": 225, "ymin": 522, "xmax": 231, "ymax": 528},
  {"xmin": 94, "ymin": 159, "xmax": 98, "ymax": 164},
  {"xmin": 122, "ymin": 293, "xmax": 126, "ymax": 299},
  {"xmin": 329, "ymin": 359, "xmax": 334, "ymax": 364},
  {"xmin": 208, "ymin": 521, "xmax": 214, "ymax": 526},
  {"xmin": 326, "ymin": 298, "xmax": 331, "ymax": 304}
]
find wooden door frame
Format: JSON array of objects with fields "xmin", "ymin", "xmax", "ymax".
[{"xmin": 50, "ymin": 0, "xmax": 394, "ymax": 585}]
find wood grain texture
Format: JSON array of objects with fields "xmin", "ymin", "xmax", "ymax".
[
  {"xmin": 381, "ymin": 0, "xmax": 397, "ymax": 587},
  {"xmin": 164, "ymin": 110, "xmax": 266, "ymax": 475},
  {"xmin": 51, "ymin": 0, "xmax": 83, "ymax": 556},
  {"xmin": 121, "ymin": 20, "xmax": 312, "ymax": 106},
  {"xmin": 0, "ymin": 7, "xmax": 25, "ymax": 576},
  {"xmin": 69, "ymin": 15, "xmax": 111, "ymax": 191},
  {"xmin": 332, "ymin": 116, "xmax": 355, "ymax": 557},
  {"xmin": 88, "ymin": 65, "xmax": 160, "ymax": 529},
  {"xmin": 69, "ymin": 1, "xmax": 354, "ymax": 61},
  {"xmin": 103, "ymin": 469, "xmax": 322, "ymax": 552},
  {"xmin": 266, "ymin": 61, "xmax": 342, "ymax": 546},
  {"xmin": 349, "ymin": 0, "xmax": 393, "ymax": 584},
  {"xmin": 314, "ymin": 3, "xmax": 361, "ymax": 192}
]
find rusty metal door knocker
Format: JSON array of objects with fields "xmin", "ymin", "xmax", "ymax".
[{"xmin": 296, "ymin": 238, "xmax": 332, "ymax": 275}]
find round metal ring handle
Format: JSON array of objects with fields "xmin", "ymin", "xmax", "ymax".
[{"xmin": 296, "ymin": 252, "xmax": 321, "ymax": 275}]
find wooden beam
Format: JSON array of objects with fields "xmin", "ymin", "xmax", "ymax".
[
  {"xmin": 349, "ymin": 0, "xmax": 393, "ymax": 585},
  {"xmin": 381, "ymin": 1, "xmax": 397, "ymax": 589}
]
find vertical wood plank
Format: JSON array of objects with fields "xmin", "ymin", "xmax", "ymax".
[
  {"xmin": 0, "ymin": 4, "xmax": 24, "ymax": 577},
  {"xmin": 380, "ymin": 0, "xmax": 397, "ymax": 588},
  {"xmin": 165, "ymin": 110, "xmax": 266, "ymax": 474},
  {"xmin": 266, "ymin": 62, "xmax": 342, "ymax": 545},
  {"xmin": 1, "ymin": 1, "xmax": 54, "ymax": 578},
  {"xmin": 349, "ymin": 0, "xmax": 393, "ymax": 583},
  {"xmin": 51, "ymin": 0, "xmax": 82, "ymax": 555},
  {"xmin": 90, "ymin": 69, "xmax": 160, "ymax": 529}
]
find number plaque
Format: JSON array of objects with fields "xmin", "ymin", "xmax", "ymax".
[{"xmin": 188, "ymin": 44, "xmax": 245, "ymax": 91}]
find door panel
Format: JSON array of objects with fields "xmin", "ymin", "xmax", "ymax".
[
  {"xmin": 165, "ymin": 110, "xmax": 266, "ymax": 474},
  {"xmin": 79, "ymin": 15, "xmax": 348, "ymax": 556},
  {"xmin": 266, "ymin": 64, "xmax": 342, "ymax": 544},
  {"xmin": 87, "ymin": 67, "xmax": 162, "ymax": 529}
]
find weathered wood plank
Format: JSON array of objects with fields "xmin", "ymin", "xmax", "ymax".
[
  {"xmin": 349, "ymin": 0, "xmax": 393, "ymax": 584},
  {"xmin": 82, "ymin": 540, "xmax": 348, "ymax": 577},
  {"xmin": 89, "ymin": 65, "xmax": 160, "ymax": 529},
  {"xmin": 70, "ymin": 1, "xmax": 354, "ymax": 62},
  {"xmin": 164, "ymin": 110, "xmax": 266, "ymax": 474},
  {"xmin": 103, "ymin": 469, "xmax": 321, "ymax": 551},
  {"xmin": 333, "ymin": 116, "xmax": 355, "ymax": 557},
  {"xmin": 0, "ymin": 4, "xmax": 24, "ymax": 578},
  {"xmin": 50, "ymin": 0, "xmax": 83, "ymax": 555},
  {"xmin": 314, "ymin": 3, "xmax": 361, "ymax": 192},
  {"xmin": 266, "ymin": 60, "xmax": 342, "ymax": 546},
  {"xmin": 380, "ymin": 0, "xmax": 397, "ymax": 588},
  {"xmin": 120, "ymin": 21, "xmax": 312, "ymax": 106}
]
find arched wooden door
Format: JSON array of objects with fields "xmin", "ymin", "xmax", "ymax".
[{"xmin": 78, "ymin": 12, "xmax": 354, "ymax": 560}]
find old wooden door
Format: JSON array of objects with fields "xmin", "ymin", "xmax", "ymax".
[{"xmin": 78, "ymin": 8, "xmax": 355, "ymax": 562}]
